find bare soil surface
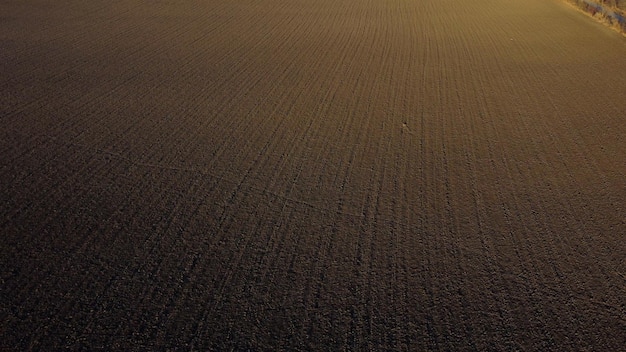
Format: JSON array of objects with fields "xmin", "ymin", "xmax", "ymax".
[{"xmin": 2, "ymin": 0, "xmax": 625, "ymax": 350}]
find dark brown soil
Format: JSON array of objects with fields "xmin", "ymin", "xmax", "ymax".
[{"xmin": 2, "ymin": 0, "xmax": 625, "ymax": 350}]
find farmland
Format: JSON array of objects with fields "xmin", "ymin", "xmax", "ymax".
[{"xmin": 1, "ymin": 0, "xmax": 626, "ymax": 350}]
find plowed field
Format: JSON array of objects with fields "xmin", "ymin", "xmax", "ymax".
[{"xmin": 2, "ymin": 0, "xmax": 625, "ymax": 350}]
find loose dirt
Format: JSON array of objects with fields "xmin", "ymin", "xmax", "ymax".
[{"xmin": 2, "ymin": 0, "xmax": 625, "ymax": 350}]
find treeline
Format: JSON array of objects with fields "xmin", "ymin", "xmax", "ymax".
[
  {"xmin": 597, "ymin": 0, "xmax": 626, "ymax": 10},
  {"xmin": 569, "ymin": 0, "xmax": 626, "ymax": 34}
]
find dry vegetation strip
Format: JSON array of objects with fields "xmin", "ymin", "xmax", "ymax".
[{"xmin": 2, "ymin": 0, "xmax": 626, "ymax": 350}]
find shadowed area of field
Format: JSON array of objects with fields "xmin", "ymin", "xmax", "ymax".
[{"xmin": 1, "ymin": 0, "xmax": 625, "ymax": 350}]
